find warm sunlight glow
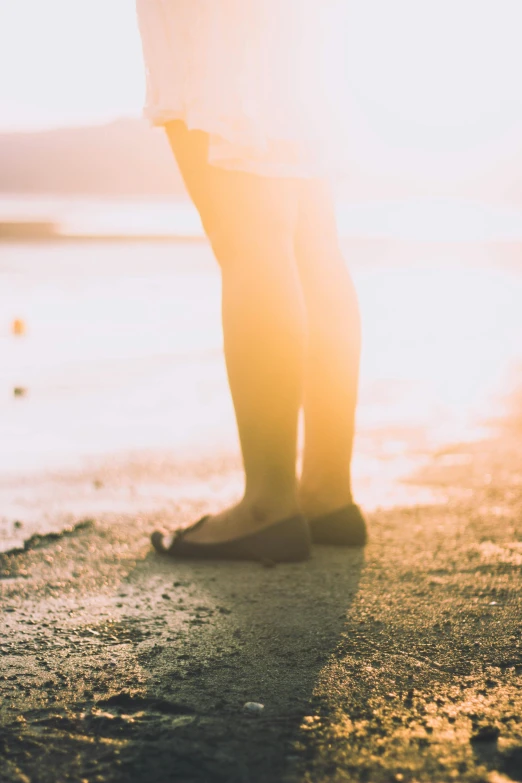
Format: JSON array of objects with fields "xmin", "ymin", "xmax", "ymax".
[
  {"xmin": 1, "ymin": 0, "xmax": 522, "ymax": 509},
  {"xmin": 1, "ymin": 4, "xmax": 522, "ymax": 781}
]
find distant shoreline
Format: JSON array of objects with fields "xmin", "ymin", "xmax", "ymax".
[
  {"xmin": 2, "ymin": 221, "xmax": 522, "ymax": 254},
  {"xmin": 0, "ymin": 220, "xmax": 206, "ymax": 243}
]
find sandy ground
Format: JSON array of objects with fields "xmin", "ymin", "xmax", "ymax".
[{"xmin": 1, "ymin": 414, "xmax": 521, "ymax": 783}]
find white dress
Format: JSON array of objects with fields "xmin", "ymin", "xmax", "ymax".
[{"xmin": 135, "ymin": 0, "xmax": 349, "ymax": 177}]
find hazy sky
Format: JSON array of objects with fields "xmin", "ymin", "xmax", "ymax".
[
  {"xmin": 0, "ymin": 0, "xmax": 145, "ymax": 129},
  {"xmin": 0, "ymin": 0, "xmax": 521, "ymax": 162}
]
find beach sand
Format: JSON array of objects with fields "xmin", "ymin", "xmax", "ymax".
[{"xmin": 1, "ymin": 399, "xmax": 521, "ymax": 783}]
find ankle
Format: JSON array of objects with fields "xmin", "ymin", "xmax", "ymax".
[
  {"xmin": 298, "ymin": 483, "xmax": 353, "ymax": 519},
  {"xmin": 242, "ymin": 486, "xmax": 299, "ymax": 520}
]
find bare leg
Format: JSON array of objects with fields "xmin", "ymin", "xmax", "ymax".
[
  {"xmin": 166, "ymin": 122, "xmax": 305, "ymax": 543},
  {"xmin": 295, "ymin": 180, "xmax": 361, "ymax": 519}
]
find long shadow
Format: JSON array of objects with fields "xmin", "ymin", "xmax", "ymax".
[
  {"xmin": 108, "ymin": 547, "xmax": 364, "ymax": 783},
  {"xmin": 0, "ymin": 525, "xmax": 362, "ymax": 783}
]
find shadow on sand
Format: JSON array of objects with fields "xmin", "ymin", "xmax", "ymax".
[{"xmin": 105, "ymin": 547, "xmax": 364, "ymax": 783}]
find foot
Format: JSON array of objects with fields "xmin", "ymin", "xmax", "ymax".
[{"xmin": 181, "ymin": 495, "xmax": 300, "ymax": 545}]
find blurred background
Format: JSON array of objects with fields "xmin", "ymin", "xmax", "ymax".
[{"xmin": 1, "ymin": 0, "xmax": 522, "ymax": 547}]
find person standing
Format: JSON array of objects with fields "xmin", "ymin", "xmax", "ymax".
[{"xmin": 136, "ymin": 0, "xmax": 367, "ymax": 561}]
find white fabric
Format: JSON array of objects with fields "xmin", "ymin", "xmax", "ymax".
[{"xmin": 135, "ymin": 0, "xmax": 349, "ymax": 177}]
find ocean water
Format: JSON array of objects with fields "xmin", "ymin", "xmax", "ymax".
[
  {"xmin": 2, "ymin": 194, "xmax": 522, "ymax": 242},
  {"xmin": 1, "ymin": 196, "xmax": 522, "ymax": 547}
]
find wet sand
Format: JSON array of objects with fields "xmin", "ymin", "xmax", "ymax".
[
  {"xmin": 1, "ymin": 404, "xmax": 521, "ymax": 783},
  {"xmin": 3, "ymin": 235, "xmax": 522, "ymax": 550}
]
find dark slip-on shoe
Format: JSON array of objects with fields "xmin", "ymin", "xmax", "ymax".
[
  {"xmin": 151, "ymin": 513, "xmax": 311, "ymax": 563},
  {"xmin": 309, "ymin": 503, "xmax": 367, "ymax": 546}
]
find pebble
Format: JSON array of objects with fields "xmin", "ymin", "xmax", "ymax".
[{"xmin": 243, "ymin": 702, "xmax": 264, "ymax": 715}]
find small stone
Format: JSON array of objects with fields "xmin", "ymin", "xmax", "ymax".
[
  {"xmin": 13, "ymin": 387, "xmax": 27, "ymax": 397},
  {"xmin": 161, "ymin": 593, "xmax": 171, "ymax": 601},
  {"xmin": 243, "ymin": 701, "xmax": 264, "ymax": 715}
]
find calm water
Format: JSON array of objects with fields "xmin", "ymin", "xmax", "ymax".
[
  {"xmin": 2, "ymin": 195, "xmax": 522, "ymax": 241},
  {"xmin": 1, "ymin": 197, "xmax": 522, "ymax": 546}
]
